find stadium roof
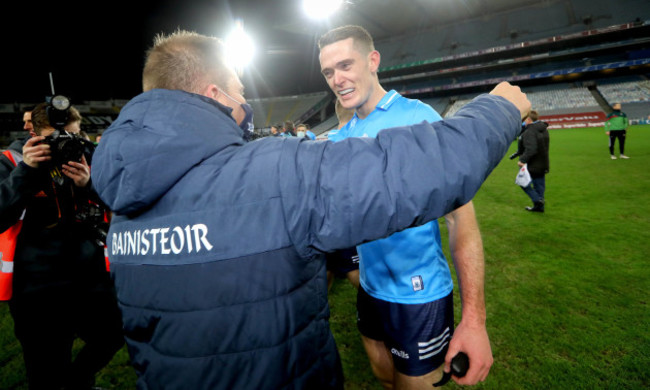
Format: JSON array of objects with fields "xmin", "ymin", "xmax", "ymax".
[{"xmin": 1, "ymin": 0, "xmax": 646, "ymax": 103}]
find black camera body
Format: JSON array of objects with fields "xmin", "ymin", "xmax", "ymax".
[{"xmin": 44, "ymin": 130, "xmax": 94, "ymax": 169}]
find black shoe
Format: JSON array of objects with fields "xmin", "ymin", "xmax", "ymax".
[{"xmin": 525, "ymin": 200, "xmax": 545, "ymax": 212}]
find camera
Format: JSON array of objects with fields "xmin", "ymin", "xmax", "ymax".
[
  {"xmin": 40, "ymin": 95, "xmax": 96, "ymax": 185},
  {"xmin": 44, "ymin": 130, "xmax": 94, "ymax": 169},
  {"xmin": 75, "ymin": 201, "xmax": 109, "ymax": 246}
]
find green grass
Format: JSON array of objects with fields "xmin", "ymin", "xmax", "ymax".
[{"xmin": 1, "ymin": 126, "xmax": 649, "ymax": 389}]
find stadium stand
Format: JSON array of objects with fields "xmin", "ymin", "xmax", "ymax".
[
  {"xmin": 311, "ymin": 114, "xmax": 339, "ymax": 136},
  {"xmin": 526, "ymin": 87, "xmax": 600, "ymax": 115},
  {"xmin": 597, "ymin": 80, "xmax": 650, "ymax": 103},
  {"xmin": 2, "ymin": 0, "xmax": 649, "ymax": 143},
  {"xmin": 444, "ymin": 86, "xmax": 602, "ymax": 118},
  {"xmin": 247, "ymin": 92, "xmax": 329, "ymax": 129}
]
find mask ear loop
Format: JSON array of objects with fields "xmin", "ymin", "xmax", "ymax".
[{"xmin": 218, "ymin": 89, "xmax": 243, "ymax": 105}]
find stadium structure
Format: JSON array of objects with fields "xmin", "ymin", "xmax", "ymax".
[
  {"xmin": 252, "ymin": 0, "xmax": 650, "ymax": 137},
  {"xmin": 1, "ymin": 0, "xmax": 649, "ymax": 144}
]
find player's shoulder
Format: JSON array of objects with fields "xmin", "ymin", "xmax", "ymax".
[{"xmin": 393, "ymin": 95, "xmax": 441, "ymax": 121}]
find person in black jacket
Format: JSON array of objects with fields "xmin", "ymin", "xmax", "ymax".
[
  {"xmin": 513, "ymin": 110, "xmax": 550, "ymax": 212},
  {"xmin": 0, "ymin": 102, "xmax": 124, "ymax": 390}
]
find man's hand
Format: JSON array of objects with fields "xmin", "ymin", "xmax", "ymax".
[
  {"xmin": 62, "ymin": 154, "xmax": 91, "ymax": 187},
  {"xmin": 489, "ymin": 81, "xmax": 531, "ymax": 120},
  {"xmin": 517, "ymin": 161, "xmax": 525, "ymax": 167},
  {"xmin": 444, "ymin": 320, "xmax": 493, "ymax": 386},
  {"xmin": 22, "ymin": 136, "xmax": 51, "ymax": 168}
]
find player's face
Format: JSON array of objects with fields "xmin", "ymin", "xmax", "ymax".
[{"xmin": 319, "ymin": 38, "xmax": 378, "ymax": 116}]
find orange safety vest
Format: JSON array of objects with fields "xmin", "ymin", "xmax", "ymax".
[{"xmin": 0, "ymin": 149, "xmax": 24, "ymax": 301}]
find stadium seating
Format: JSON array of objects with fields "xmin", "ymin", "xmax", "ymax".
[
  {"xmin": 247, "ymin": 92, "xmax": 329, "ymax": 128},
  {"xmin": 443, "ymin": 86, "xmax": 603, "ymax": 118},
  {"xmin": 597, "ymin": 80, "xmax": 650, "ymax": 103}
]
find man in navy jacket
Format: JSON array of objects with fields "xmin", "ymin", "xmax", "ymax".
[{"xmin": 90, "ymin": 30, "xmax": 530, "ymax": 390}]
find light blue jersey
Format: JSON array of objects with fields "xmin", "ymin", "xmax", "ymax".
[{"xmin": 329, "ymin": 90, "xmax": 453, "ymax": 303}]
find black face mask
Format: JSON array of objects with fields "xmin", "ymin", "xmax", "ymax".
[{"xmin": 239, "ymin": 102, "xmax": 255, "ymax": 141}]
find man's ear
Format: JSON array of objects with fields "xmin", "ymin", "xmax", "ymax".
[
  {"xmin": 368, "ymin": 50, "xmax": 381, "ymax": 73},
  {"xmin": 202, "ymin": 84, "xmax": 221, "ymax": 100}
]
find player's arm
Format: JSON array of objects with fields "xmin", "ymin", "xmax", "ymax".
[
  {"xmin": 443, "ymin": 201, "xmax": 493, "ymax": 385},
  {"xmin": 283, "ymin": 83, "xmax": 529, "ymax": 256}
]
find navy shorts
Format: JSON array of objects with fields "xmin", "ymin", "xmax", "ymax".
[
  {"xmin": 357, "ymin": 287, "xmax": 454, "ymax": 376},
  {"xmin": 325, "ymin": 247, "xmax": 359, "ymax": 277}
]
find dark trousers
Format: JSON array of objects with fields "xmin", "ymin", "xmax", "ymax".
[
  {"xmin": 9, "ymin": 288, "xmax": 124, "ymax": 390},
  {"xmin": 608, "ymin": 130, "xmax": 626, "ymax": 155},
  {"xmin": 521, "ymin": 174, "xmax": 546, "ymax": 204}
]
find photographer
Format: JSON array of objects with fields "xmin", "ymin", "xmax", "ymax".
[{"xmin": 0, "ymin": 101, "xmax": 124, "ymax": 390}]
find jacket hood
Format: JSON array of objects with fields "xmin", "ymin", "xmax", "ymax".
[
  {"xmin": 529, "ymin": 120, "xmax": 549, "ymax": 132},
  {"xmin": 91, "ymin": 89, "xmax": 244, "ymax": 214}
]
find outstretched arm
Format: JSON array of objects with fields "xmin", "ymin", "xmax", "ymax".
[{"xmin": 443, "ymin": 201, "xmax": 493, "ymax": 385}]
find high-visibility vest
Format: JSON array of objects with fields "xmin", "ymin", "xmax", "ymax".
[{"xmin": 0, "ymin": 149, "xmax": 24, "ymax": 301}]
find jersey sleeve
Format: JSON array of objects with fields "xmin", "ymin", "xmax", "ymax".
[{"xmin": 412, "ymin": 101, "xmax": 443, "ymax": 123}]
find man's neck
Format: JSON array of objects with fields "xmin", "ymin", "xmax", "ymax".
[{"xmin": 356, "ymin": 86, "xmax": 388, "ymax": 120}]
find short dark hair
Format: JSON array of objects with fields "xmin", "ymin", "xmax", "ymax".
[
  {"xmin": 31, "ymin": 102, "xmax": 83, "ymax": 135},
  {"xmin": 318, "ymin": 25, "xmax": 375, "ymax": 54},
  {"xmin": 529, "ymin": 110, "xmax": 539, "ymax": 122},
  {"xmin": 31, "ymin": 103, "xmax": 50, "ymax": 135}
]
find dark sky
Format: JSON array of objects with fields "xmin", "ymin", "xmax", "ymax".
[{"xmin": 2, "ymin": 0, "xmax": 330, "ymax": 104}]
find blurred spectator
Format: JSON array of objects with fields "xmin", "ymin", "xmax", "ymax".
[
  {"xmin": 335, "ymin": 98, "xmax": 354, "ymax": 128},
  {"xmin": 282, "ymin": 120, "xmax": 296, "ymax": 137},
  {"xmin": 513, "ymin": 110, "xmax": 550, "ymax": 212},
  {"xmin": 63, "ymin": 106, "xmax": 82, "ymax": 135},
  {"xmin": 605, "ymin": 103, "xmax": 630, "ymax": 159},
  {"xmin": 296, "ymin": 123, "xmax": 316, "ymax": 140},
  {"xmin": 22, "ymin": 106, "xmax": 35, "ymax": 133}
]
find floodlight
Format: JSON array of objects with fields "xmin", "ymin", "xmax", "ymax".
[
  {"xmin": 303, "ymin": 0, "xmax": 343, "ymax": 20},
  {"xmin": 225, "ymin": 20, "xmax": 255, "ymax": 72}
]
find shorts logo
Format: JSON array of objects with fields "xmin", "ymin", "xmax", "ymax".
[
  {"xmin": 390, "ymin": 348, "xmax": 410, "ymax": 359},
  {"xmin": 411, "ymin": 275, "xmax": 424, "ymax": 291}
]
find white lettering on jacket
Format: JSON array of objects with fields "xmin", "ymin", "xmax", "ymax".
[{"xmin": 111, "ymin": 224, "xmax": 213, "ymax": 256}]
